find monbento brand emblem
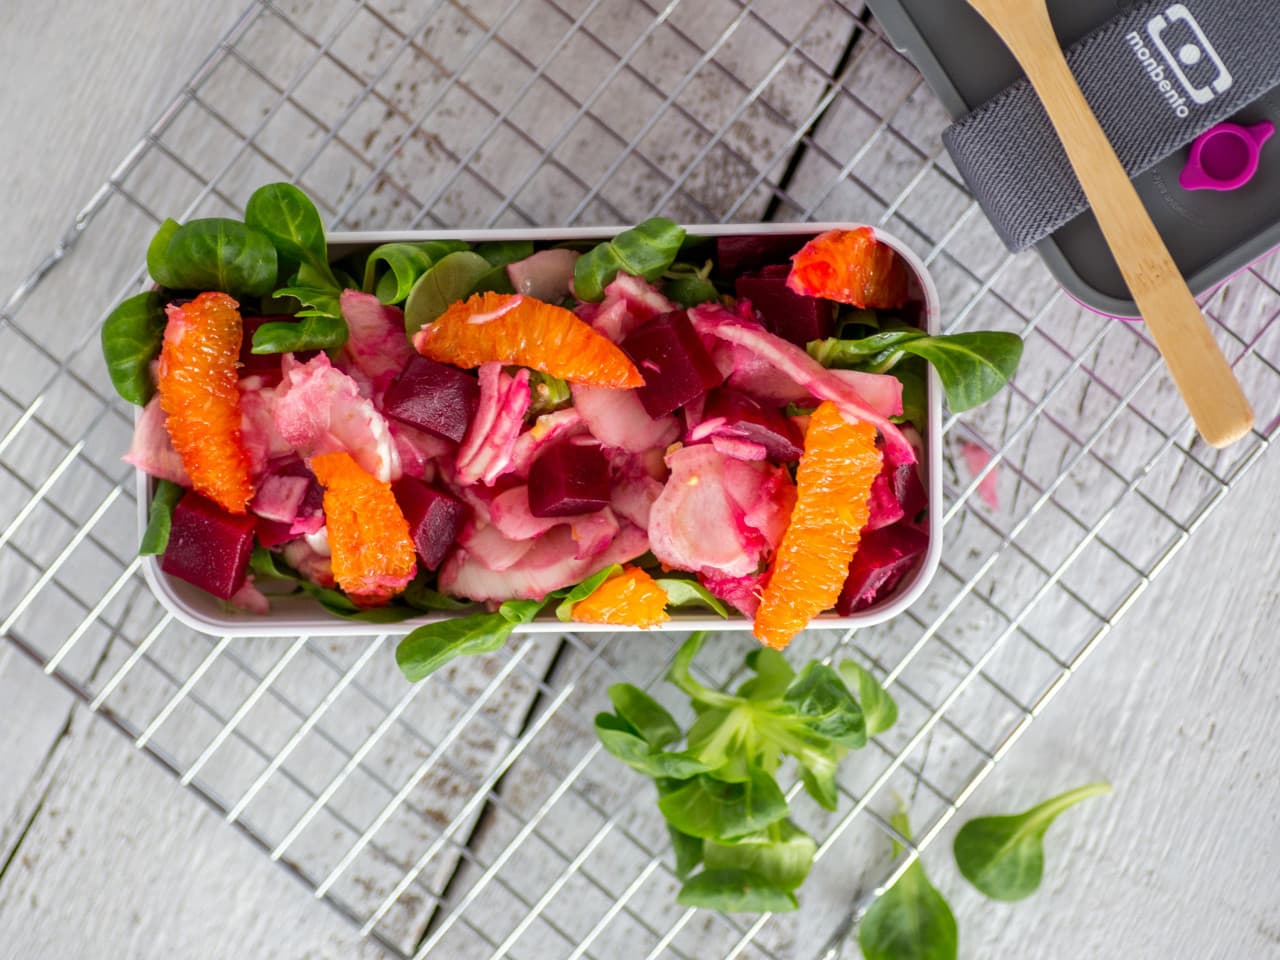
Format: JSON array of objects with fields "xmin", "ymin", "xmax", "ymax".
[{"xmin": 1125, "ymin": 4, "xmax": 1232, "ymax": 118}]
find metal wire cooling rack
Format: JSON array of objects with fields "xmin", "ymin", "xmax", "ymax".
[{"xmin": 3, "ymin": 1, "xmax": 1279, "ymax": 957}]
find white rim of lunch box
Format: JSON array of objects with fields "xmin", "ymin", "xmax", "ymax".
[{"xmin": 139, "ymin": 222, "xmax": 944, "ymax": 637}]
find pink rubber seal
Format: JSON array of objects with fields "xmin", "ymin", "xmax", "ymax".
[{"xmin": 1180, "ymin": 121, "xmax": 1275, "ymax": 192}]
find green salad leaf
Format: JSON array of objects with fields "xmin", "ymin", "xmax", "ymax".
[
  {"xmin": 146, "ymin": 219, "xmax": 183, "ymax": 289},
  {"xmin": 808, "ymin": 328, "xmax": 1023, "ymax": 413},
  {"xmin": 395, "ymin": 597, "xmax": 549, "ymax": 682},
  {"xmin": 403, "ymin": 250, "xmax": 493, "ymax": 335},
  {"xmin": 594, "ymin": 633, "xmax": 887, "ymax": 913},
  {"xmin": 251, "ymin": 311, "xmax": 348, "ymax": 355},
  {"xmin": 555, "ymin": 564, "xmax": 623, "ymax": 621},
  {"xmin": 953, "ymin": 782, "xmax": 1111, "ymax": 902},
  {"xmin": 663, "ymin": 260, "xmax": 719, "ymax": 307},
  {"xmin": 838, "ymin": 661, "xmax": 898, "ymax": 738},
  {"xmin": 138, "ymin": 480, "xmax": 184, "ymax": 556},
  {"xmin": 153, "ymin": 218, "xmax": 278, "ymax": 297},
  {"xmin": 675, "ymin": 868, "xmax": 798, "ymax": 914},
  {"xmin": 245, "ymin": 182, "xmax": 337, "ymax": 288},
  {"xmin": 472, "ymin": 239, "xmax": 535, "ymax": 295},
  {"xmin": 655, "ymin": 578, "xmax": 730, "ymax": 618},
  {"xmin": 361, "ymin": 240, "xmax": 471, "ymax": 305},
  {"xmin": 702, "ymin": 818, "xmax": 816, "ymax": 892},
  {"xmin": 101, "ymin": 291, "xmax": 167, "ymax": 405},
  {"xmin": 573, "ymin": 218, "xmax": 686, "ymax": 302},
  {"xmin": 858, "ymin": 810, "xmax": 958, "ymax": 960}
]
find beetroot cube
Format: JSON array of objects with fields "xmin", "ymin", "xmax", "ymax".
[
  {"xmin": 393, "ymin": 479, "xmax": 471, "ymax": 570},
  {"xmin": 528, "ymin": 439, "xmax": 611, "ymax": 518},
  {"xmin": 703, "ymin": 388, "xmax": 804, "ymax": 462},
  {"xmin": 383, "ymin": 356, "xmax": 479, "ymax": 443},
  {"xmin": 836, "ymin": 523, "xmax": 930, "ymax": 615},
  {"xmin": 256, "ymin": 520, "xmax": 298, "ymax": 549},
  {"xmin": 621, "ymin": 310, "xmax": 726, "ymax": 418},
  {"xmin": 716, "ymin": 234, "xmax": 809, "ymax": 279},
  {"xmin": 161, "ymin": 491, "xmax": 257, "ymax": 600},
  {"xmin": 736, "ymin": 266, "xmax": 833, "ymax": 347}
]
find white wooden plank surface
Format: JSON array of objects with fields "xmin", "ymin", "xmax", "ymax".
[{"xmin": 1, "ymin": 1, "xmax": 1279, "ymax": 958}]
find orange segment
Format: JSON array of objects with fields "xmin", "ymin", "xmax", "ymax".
[
  {"xmin": 157, "ymin": 292, "xmax": 253, "ymax": 514},
  {"xmin": 753, "ymin": 402, "xmax": 882, "ymax": 649},
  {"xmin": 311, "ymin": 451, "xmax": 416, "ymax": 605},
  {"xmin": 572, "ymin": 566, "xmax": 671, "ymax": 628},
  {"xmin": 413, "ymin": 292, "xmax": 644, "ymax": 389},
  {"xmin": 787, "ymin": 227, "xmax": 909, "ymax": 310}
]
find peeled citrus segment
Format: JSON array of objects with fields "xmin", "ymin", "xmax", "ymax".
[
  {"xmin": 572, "ymin": 566, "xmax": 671, "ymax": 628},
  {"xmin": 413, "ymin": 291, "xmax": 644, "ymax": 389},
  {"xmin": 753, "ymin": 402, "xmax": 882, "ymax": 649},
  {"xmin": 787, "ymin": 227, "xmax": 909, "ymax": 310},
  {"xmin": 157, "ymin": 291, "xmax": 253, "ymax": 514},
  {"xmin": 311, "ymin": 451, "xmax": 417, "ymax": 605}
]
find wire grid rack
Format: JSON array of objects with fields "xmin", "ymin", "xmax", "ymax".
[{"xmin": 3, "ymin": 0, "xmax": 1279, "ymax": 957}]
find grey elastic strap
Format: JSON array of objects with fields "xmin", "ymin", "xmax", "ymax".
[{"xmin": 943, "ymin": 0, "xmax": 1280, "ymax": 252}]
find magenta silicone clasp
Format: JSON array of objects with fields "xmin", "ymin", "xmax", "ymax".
[{"xmin": 1180, "ymin": 121, "xmax": 1276, "ymax": 192}]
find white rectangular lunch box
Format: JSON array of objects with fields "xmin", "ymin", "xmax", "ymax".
[{"xmin": 139, "ymin": 223, "xmax": 944, "ymax": 637}]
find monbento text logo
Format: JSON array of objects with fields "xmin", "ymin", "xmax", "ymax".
[{"xmin": 1126, "ymin": 3, "xmax": 1233, "ymax": 119}]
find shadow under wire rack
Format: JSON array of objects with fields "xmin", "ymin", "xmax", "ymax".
[{"xmin": 3, "ymin": 1, "xmax": 1279, "ymax": 958}]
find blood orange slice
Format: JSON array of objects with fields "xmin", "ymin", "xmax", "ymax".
[
  {"xmin": 787, "ymin": 228, "xmax": 909, "ymax": 310},
  {"xmin": 156, "ymin": 292, "xmax": 253, "ymax": 514},
  {"xmin": 413, "ymin": 292, "xmax": 643, "ymax": 389},
  {"xmin": 572, "ymin": 566, "xmax": 670, "ymax": 628},
  {"xmin": 753, "ymin": 401, "xmax": 882, "ymax": 649},
  {"xmin": 311, "ymin": 451, "xmax": 416, "ymax": 605}
]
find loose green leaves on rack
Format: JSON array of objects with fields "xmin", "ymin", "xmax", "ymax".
[
  {"xmin": 101, "ymin": 291, "xmax": 167, "ymax": 405},
  {"xmin": 151, "ymin": 218, "xmax": 278, "ymax": 297},
  {"xmin": 858, "ymin": 810, "xmax": 958, "ymax": 960},
  {"xmin": 573, "ymin": 218, "xmax": 686, "ymax": 302},
  {"xmin": 837, "ymin": 660, "xmax": 898, "ymax": 738},
  {"xmin": 138, "ymin": 480, "xmax": 184, "ymax": 556},
  {"xmin": 953, "ymin": 782, "xmax": 1111, "ymax": 902},
  {"xmin": 675, "ymin": 868, "xmax": 798, "ymax": 914}
]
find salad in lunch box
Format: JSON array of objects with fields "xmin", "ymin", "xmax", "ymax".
[{"xmin": 102, "ymin": 183, "xmax": 1020, "ymax": 678}]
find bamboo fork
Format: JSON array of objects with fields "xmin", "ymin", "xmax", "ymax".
[{"xmin": 964, "ymin": 0, "xmax": 1253, "ymax": 448}]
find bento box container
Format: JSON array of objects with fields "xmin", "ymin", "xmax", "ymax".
[
  {"xmin": 139, "ymin": 223, "xmax": 944, "ymax": 637},
  {"xmin": 867, "ymin": 0, "xmax": 1280, "ymax": 319}
]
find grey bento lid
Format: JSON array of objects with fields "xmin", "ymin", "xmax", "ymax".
[{"xmin": 866, "ymin": 0, "xmax": 1280, "ymax": 318}]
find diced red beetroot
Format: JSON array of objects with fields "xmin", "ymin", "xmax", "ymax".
[
  {"xmin": 736, "ymin": 266, "xmax": 833, "ymax": 347},
  {"xmin": 383, "ymin": 356, "xmax": 480, "ymax": 444},
  {"xmin": 836, "ymin": 524, "xmax": 930, "ymax": 615},
  {"xmin": 865, "ymin": 466, "xmax": 906, "ymax": 532},
  {"xmin": 893, "ymin": 461, "xmax": 928, "ymax": 525},
  {"xmin": 393, "ymin": 478, "xmax": 471, "ymax": 571},
  {"xmin": 700, "ymin": 387, "xmax": 804, "ymax": 462},
  {"xmin": 528, "ymin": 438, "xmax": 611, "ymax": 518},
  {"xmin": 621, "ymin": 310, "xmax": 726, "ymax": 419},
  {"xmin": 256, "ymin": 519, "xmax": 298, "ymax": 549},
  {"xmin": 161, "ymin": 491, "xmax": 257, "ymax": 600},
  {"xmin": 716, "ymin": 234, "xmax": 810, "ymax": 279}
]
